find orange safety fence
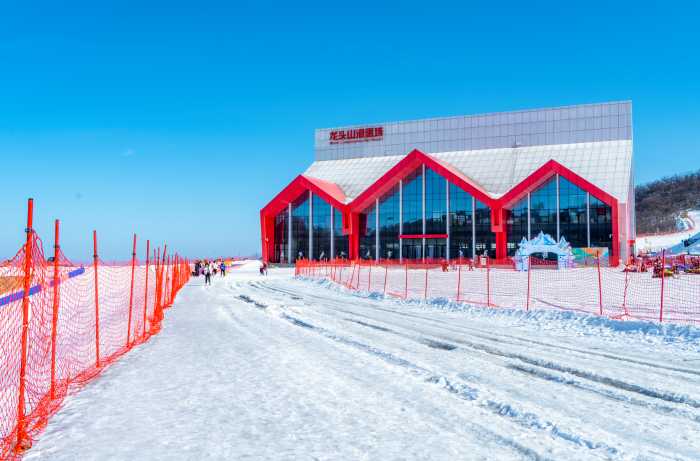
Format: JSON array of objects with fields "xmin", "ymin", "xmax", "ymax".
[
  {"xmin": 295, "ymin": 252, "xmax": 700, "ymax": 325},
  {"xmin": 0, "ymin": 200, "xmax": 190, "ymax": 460}
]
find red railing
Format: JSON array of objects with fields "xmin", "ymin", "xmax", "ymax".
[
  {"xmin": 0, "ymin": 200, "xmax": 190, "ymax": 459},
  {"xmin": 295, "ymin": 252, "xmax": 700, "ymax": 325}
]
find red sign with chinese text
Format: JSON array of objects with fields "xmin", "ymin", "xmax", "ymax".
[{"xmin": 329, "ymin": 126, "xmax": 384, "ymax": 144}]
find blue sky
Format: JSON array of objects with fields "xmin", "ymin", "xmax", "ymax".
[{"xmin": 1, "ymin": 1, "xmax": 698, "ymax": 260}]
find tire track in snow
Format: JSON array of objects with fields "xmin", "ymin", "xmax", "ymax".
[
  {"xmin": 255, "ymin": 281, "xmax": 700, "ymax": 410},
  {"xmin": 244, "ymin": 279, "xmax": 700, "ymax": 457},
  {"xmin": 238, "ymin": 290, "xmax": 623, "ymax": 459},
  {"xmin": 257, "ymin": 279, "xmax": 700, "ymax": 378}
]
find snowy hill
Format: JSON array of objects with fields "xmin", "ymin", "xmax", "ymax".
[
  {"xmin": 636, "ymin": 170, "xmax": 700, "ymax": 234},
  {"xmin": 637, "ymin": 210, "xmax": 700, "ymax": 254}
]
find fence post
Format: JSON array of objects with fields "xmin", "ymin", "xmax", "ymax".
[
  {"xmin": 126, "ymin": 234, "xmax": 137, "ymax": 347},
  {"xmin": 404, "ymin": 263, "xmax": 408, "ymax": 299},
  {"xmin": 356, "ymin": 264, "xmax": 361, "ymax": 290},
  {"xmin": 486, "ymin": 256, "xmax": 491, "ymax": 307},
  {"xmin": 16, "ymin": 198, "xmax": 34, "ymax": 451},
  {"xmin": 383, "ymin": 266, "xmax": 388, "ymax": 295},
  {"xmin": 142, "ymin": 240, "xmax": 150, "ymax": 338},
  {"xmin": 424, "ymin": 266, "xmax": 428, "ymax": 300},
  {"xmin": 164, "ymin": 255, "xmax": 170, "ymax": 308},
  {"xmin": 50, "ymin": 219, "xmax": 60, "ymax": 400},
  {"xmin": 660, "ymin": 249, "xmax": 666, "ymax": 322},
  {"xmin": 93, "ymin": 230, "xmax": 101, "ymax": 368},
  {"xmin": 526, "ymin": 259, "xmax": 531, "ymax": 312},
  {"xmin": 368, "ymin": 262, "xmax": 372, "ymax": 292},
  {"xmin": 456, "ymin": 264, "xmax": 462, "ymax": 302},
  {"xmin": 622, "ymin": 268, "xmax": 629, "ymax": 316},
  {"xmin": 597, "ymin": 251, "xmax": 603, "ymax": 316}
]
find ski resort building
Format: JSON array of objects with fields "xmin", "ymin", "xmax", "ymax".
[{"xmin": 260, "ymin": 101, "xmax": 635, "ymax": 266}]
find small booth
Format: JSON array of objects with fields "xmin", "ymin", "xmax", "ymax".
[{"xmin": 514, "ymin": 232, "xmax": 574, "ymax": 271}]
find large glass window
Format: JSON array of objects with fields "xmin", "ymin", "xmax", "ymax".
[
  {"xmin": 506, "ymin": 197, "xmax": 528, "ymax": 256},
  {"xmin": 559, "ymin": 177, "xmax": 588, "ymax": 248},
  {"xmin": 402, "ymin": 168, "xmax": 423, "ymax": 235},
  {"xmin": 359, "ymin": 204, "xmax": 376, "ymax": 260},
  {"xmin": 312, "ymin": 194, "xmax": 331, "ymax": 260},
  {"xmin": 530, "ymin": 178, "xmax": 558, "ymax": 240},
  {"xmin": 475, "ymin": 200, "xmax": 495, "ymax": 258},
  {"xmin": 590, "ymin": 195, "xmax": 613, "ymax": 254},
  {"xmin": 449, "ymin": 184, "xmax": 473, "ymax": 261},
  {"xmin": 425, "ymin": 167, "xmax": 447, "ymax": 234},
  {"xmin": 333, "ymin": 208, "xmax": 348, "ymax": 259},
  {"xmin": 379, "ymin": 185, "xmax": 400, "ymax": 259},
  {"xmin": 291, "ymin": 193, "xmax": 309, "ymax": 261},
  {"xmin": 273, "ymin": 208, "xmax": 288, "ymax": 263}
]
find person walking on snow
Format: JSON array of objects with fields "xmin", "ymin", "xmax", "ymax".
[
  {"xmin": 203, "ymin": 262, "xmax": 212, "ymax": 285},
  {"xmin": 220, "ymin": 261, "xmax": 226, "ymax": 277}
]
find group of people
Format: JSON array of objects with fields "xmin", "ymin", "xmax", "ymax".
[
  {"xmin": 623, "ymin": 255, "xmax": 700, "ymax": 277},
  {"xmin": 193, "ymin": 259, "xmax": 228, "ymax": 285}
]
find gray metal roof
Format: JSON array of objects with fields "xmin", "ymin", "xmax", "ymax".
[{"xmin": 304, "ymin": 140, "xmax": 633, "ymax": 204}]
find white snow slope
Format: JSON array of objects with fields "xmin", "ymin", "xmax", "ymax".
[
  {"xmin": 26, "ymin": 262, "xmax": 700, "ymax": 461},
  {"xmin": 637, "ymin": 210, "xmax": 700, "ymax": 253}
]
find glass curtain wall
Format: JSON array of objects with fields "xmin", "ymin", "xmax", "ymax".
[
  {"xmin": 475, "ymin": 200, "xmax": 495, "ymax": 258},
  {"xmin": 402, "ymin": 168, "xmax": 423, "ymax": 260},
  {"xmin": 559, "ymin": 177, "xmax": 588, "ymax": 248},
  {"xmin": 425, "ymin": 168, "xmax": 447, "ymax": 234},
  {"xmin": 529, "ymin": 178, "xmax": 558, "ymax": 240},
  {"xmin": 291, "ymin": 193, "xmax": 309, "ymax": 261},
  {"xmin": 424, "ymin": 168, "xmax": 447, "ymax": 259},
  {"xmin": 589, "ymin": 195, "xmax": 613, "ymax": 254},
  {"xmin": 312, "ymin": 194, "xmax": 331, "ymax": 260},
  {"xmin": 359, "ymin": 204, "xmax": 377, "ymax": 260},
  {"xmin": 379, "ymin": 185, "xmax": 400, "ymax": 260},
  {"xmin": 506, "ymin": 197, "xmax": 528, "ymax": 256},
  {"xmin": 333, "ymin": 208, "xmax": 349, "ymax": 259},
  {"xmin": 273, "ymin": 209, "xmax": 288, "ymax": 263},
  {"xmin": 402, "ymin": 168, "xmax": 423, "ymax": 235},
  {"xmin": 449, "ymin": 184, "xmax": 474, "ymax": 261}
]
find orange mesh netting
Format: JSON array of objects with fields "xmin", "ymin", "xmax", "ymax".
[
  {"xmin": 0, "ymin": 200, "xmax": 190, "ymax": 459},
  {"xmin": 296, "ymin": 253, "xmax": 700, "ymax": 326}
]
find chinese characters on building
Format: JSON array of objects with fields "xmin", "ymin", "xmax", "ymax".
[{"xmin": 329, "ymin": 126, "xmax": 384, "ymax": 144}]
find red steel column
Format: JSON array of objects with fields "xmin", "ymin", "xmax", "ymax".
[
  {"xmin": 126, "ymin": 234, "xmax": 137, "ymax": 347},
  {"xmin": 16, "ymin": 198, "xmax": 34, "ymax": 451},
  {"xmin": 597, "ymin": 251, "xmax": 603, "ymax": 316},
  {"xmin": 142, "ymin": 240, "xmax": 150, "ymax": 338},
  {"xmin": 93, "ymin": 231, "xmax": 100, "ymax": 368},
  {"xmin": 50, "ymin": 219, "xmax": 60, "ymax": 399}
]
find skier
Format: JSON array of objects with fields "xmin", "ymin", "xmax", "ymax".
[{"xmin": 220, "ymin": 260, "xmax": 226, "ymax": 277}]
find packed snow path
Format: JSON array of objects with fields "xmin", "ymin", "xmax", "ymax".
[{"xmin": 27, "ymin": 265, "xmax": 700, "ymax": 460}]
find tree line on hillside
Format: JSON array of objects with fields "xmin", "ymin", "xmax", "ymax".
[{"xmin": 636, "ymin": 169, "xmax": 700, "ymax": 235}]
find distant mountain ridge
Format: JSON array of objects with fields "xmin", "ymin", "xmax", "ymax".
[{"xmin": 636, "ymin": 170, "xmax": 700, "ymax": 235}]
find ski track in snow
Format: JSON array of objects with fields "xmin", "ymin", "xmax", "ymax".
[{"xmin": 26, "ymin": 263, "xmax": 700, "ymax": 461}]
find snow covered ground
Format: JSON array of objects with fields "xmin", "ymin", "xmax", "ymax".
[
  {"xmin": 637, "ymin": 210, "xmax": 700, "ymax": 253},
  {"xmin": 26, "ymin": 261, "xmax": 700, "ymax": 460}
]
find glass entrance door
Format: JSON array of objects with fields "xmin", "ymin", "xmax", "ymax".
[
  {"xmin": 402, "ymin": 239, "xmax": 423, "ymax": 261},
  {"xmin": 425, "ymin": 238, "xmax": 447, "ymax": 260}
]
